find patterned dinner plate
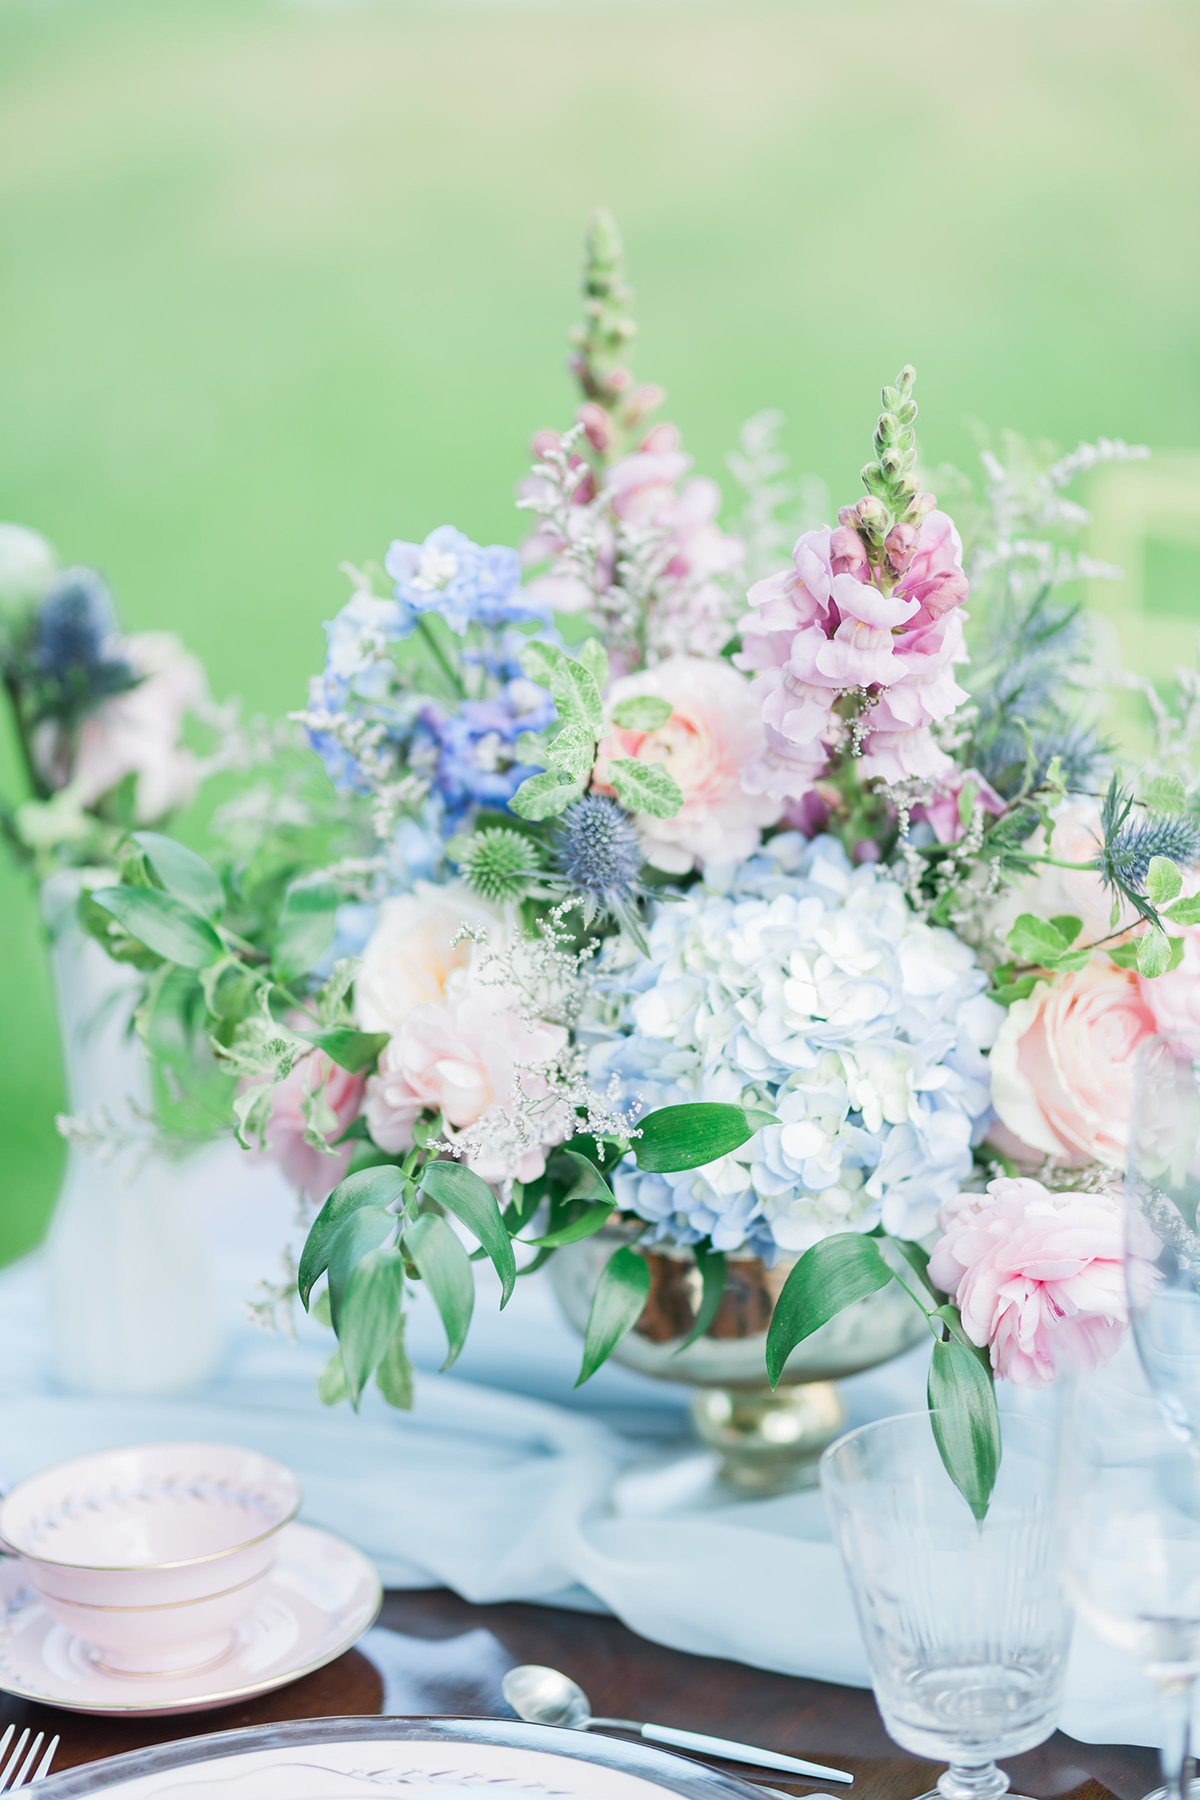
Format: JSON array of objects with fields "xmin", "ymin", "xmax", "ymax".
[
  {"xmin": 34, "ymin": 1716, "xmax": 778, "ymax": 1798},
  {"xmin": 0, "ymin": 1522, "xmax": 381, "ymax": 1717}
]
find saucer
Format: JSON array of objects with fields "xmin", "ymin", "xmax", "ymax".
[{"xmin": 0, "ymin": 1521, "xmax": 381, "ymax": 1717}]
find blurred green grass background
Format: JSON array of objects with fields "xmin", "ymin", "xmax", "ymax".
[{"xmin": 2, "ymin": 0, "xmax": 1198, "ymax": 1263}]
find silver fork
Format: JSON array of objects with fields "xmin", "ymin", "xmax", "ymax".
[{"xmin": 0, "ymin": 1724, "xmax": 60, "ymax": 1790}]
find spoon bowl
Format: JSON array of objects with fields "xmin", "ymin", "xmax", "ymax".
[{"xmin": 502, "ymin": 1664, "xmax": 592, "ymax": 1730}]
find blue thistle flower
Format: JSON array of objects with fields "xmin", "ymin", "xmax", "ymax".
[
  {"xmin": 1096, "ymin": 777, "xmax": 1200, "ymax": 897},
  {"xmin": 553, "ymin": 794, "xmax": 649, "ymax": 945},
  {"xmin": 31, "ymin": 567, "xmax": 136, "ymax": 724}
]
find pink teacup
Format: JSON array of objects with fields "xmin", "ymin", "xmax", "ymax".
[{"xmin": 0, "ymin": 1441, "xmax": 301, "ymax": 1675}]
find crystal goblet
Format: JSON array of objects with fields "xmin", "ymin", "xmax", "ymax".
[{"xmin": 820, "ymin": 1412, "xmax": 1070, "ymax": 1800}]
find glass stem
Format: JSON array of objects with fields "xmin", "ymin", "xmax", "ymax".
[
  {"xmin": 1158, "ymin": 1674, "xmax": 1196, "ymax": 1800},
  {"xmin": 936, "ymin": 1760, "xmax": 1011, "ymax": 1800}
]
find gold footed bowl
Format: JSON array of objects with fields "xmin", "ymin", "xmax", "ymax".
[{"xmin": 547, "ymin": 1226, "xmax": 927, "ymax": 1495}]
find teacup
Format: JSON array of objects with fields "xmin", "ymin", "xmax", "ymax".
[{"xmin": 0, "ymin": 1441, "xmax": 301, "ymax": 1675}]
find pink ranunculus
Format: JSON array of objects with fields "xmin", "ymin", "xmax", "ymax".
[
  {"xmin": 260, "ymin": 1052, "xmax": 366, "ymax": 1203},
  {"xmin": 60, "ymin": 633, "xmax": 206, "ymax": 822},
  {"xmin": 911, "ymin": 768, "xmax": 1007, "ymax": 845},
  {"xmin": 1140, "ymin": 923, "xmax": 1200, "ymax": 1057},
  {"xmin": 989, "ymin": 956, "xmax": 1159, "ymax": 1166},
  {"xmin": 595, "ymin": 655, "xmax": 782, "ymax": 873},
  {"xmin": 927, "ymin": 1177, "xmax": 1128, "ymax": 1386},
  {"xmin": 365, "ymin": 989, "xmax": 568, "ymax": 1182}
]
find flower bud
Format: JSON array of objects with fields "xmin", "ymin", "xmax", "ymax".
[
  {"xmin": 911, "ymin": 491, "xmax": 937, "ymax": 520},
  {"xmin": 884, "ymin": 521, "xmax": 918, "ymax": 576},
  {"xmin": 856, "ymin": 495, "xmax": 889, "ymax": 534},
  {"xmin": 830, "ymin": 526, "xmax": 870, "ymax": 579},
  {"xmin": 0, "ymin": 523, "xmax": 58, "ymax": 628},
  {"xmin": 837, "ymin": 504, "xmax": 861, "ymax": 530},
  {"xmin": 577, "ymin": 402, "xmax": 612, "ymax": 455},
  {"xmin": 530, "ymin": 429, "xmax": 562, "ymax": 460},
  {"xmin": 624, "ymin": 383, "xmax": 665, "ymax": 426},
  {"xmin": 639, "ymin": 421, "xmax": 681, "ymax": 454},
  {"xmin": 879, "ymin": 446, "xmax": 903, "ymax": 478},
  {"xmin": 876, "ymin": 411, "xmax": 900, "ymax": 444}
]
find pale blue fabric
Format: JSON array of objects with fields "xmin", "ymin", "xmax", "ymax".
[{"xmin": 0, "ymin": 1177, "xmax": 1163, "ymax": 1750}]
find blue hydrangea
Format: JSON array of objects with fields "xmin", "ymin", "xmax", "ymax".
[
  {"xmin": 385, "ymin": 526, "xmax": 549, "ymax": 637},
  {"xmin": 587, "ymin": 834, "xmax": 1004, "ymax": 1261}
]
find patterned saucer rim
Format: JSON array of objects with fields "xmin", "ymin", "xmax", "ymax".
[{"xmin": 0, "ymin": 1520, "xmax": 382, "ymax": 1716}]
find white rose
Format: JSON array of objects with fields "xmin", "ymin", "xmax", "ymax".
[
  {"xmin": 354, "ymin": 881, "xmax": 510, "ymax": 1035},
  {"xmin": 0, "ymin": 522, "xmax": 58, "ymax": 625}
]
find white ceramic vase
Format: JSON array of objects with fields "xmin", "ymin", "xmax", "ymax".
[{"xmin": 40, "ymin": 872, "xmax": 227, "ymax": 1395}]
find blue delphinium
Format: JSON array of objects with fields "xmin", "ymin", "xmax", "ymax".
[
  {"xmin": 385, "ymin": 526, "xmax": 550, "ymax": 637},
  {"xmin": 415, "ymin": 680, "xmax": 556, "ymax": 822}
]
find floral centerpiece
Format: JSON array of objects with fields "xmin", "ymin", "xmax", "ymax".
[{"xmin": 80, "ymin": 212, "xmax": 1200, "ymax": 1511}]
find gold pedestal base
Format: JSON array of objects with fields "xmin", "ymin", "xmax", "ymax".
[{"xmin": 689, "ymin": 1381, "xmax": 846, "ymax": 1495}]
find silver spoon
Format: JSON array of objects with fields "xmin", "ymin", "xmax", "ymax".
[{"xmin": 501, "ymin": 1664, "xmax": 853, "ymax": 1784}]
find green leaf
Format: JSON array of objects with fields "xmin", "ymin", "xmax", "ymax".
[
  {"xmin": 232, "ymin": 1081, "xmax": 274, "ymax": 1152},
  {"xmin": 1138, "ymin": 926, "xmax": 1173, "ymax": 978},
  {"xmin": 419, "ymin": 1161, "xmax": 517, "ymax": 1307},
  {"xmin": 765, "ymin": 1233, "xmax": 895, "ymax": 1387},
  {"xmin": 91, "ymin": 886, "xmax": 223, "ymax": 969},
  {"xmin": 576, "ymin": 637, "xmax": 609, "ymax": 693},
  {"xmin": 523, "ymin": 1201, "xmax": 614, "ymax": 1248},
  {"xmin": 551, "ymin": 658, "xmax": 604, "ymax": 735},
  {"xmin": 611, "ymin": 695, "xmax": 673, "ymax": 732},
  {"xmin": 546, "ymin": 1147, "xmax": 614, "ymax": 1205},
  {"xmin": 1146, "ymin": 857, "xmax": 1183, "ymax": 907},
  {"xmin": 1048, "ymin": 914, "xmax": 1083, "ymax": 945},
  {"xmin": 336, "ymin": 1244, "xmax": 406, "ymax": 1407},
  {"xmin": 1006, "ymin": 911, "xmax": 1074, "ymax": 966},
  {"xmin": 375, "ymin": 1314, "xmax": 415, "ymax": 1410},
  {"xmin": 298, "ymin": 1166, "xmax": 405, "ymax": 1307},
  {"xmin": 273, "ymin": 880, "xmax": 338, "ymax": 983},
  {"xmin": 311, "ymin": 1287, "xmax": 333, "ymax": 1326},
  {"xmin": 544, "ymin": 721, "xmax": 598, "ymax": 783},
  {"xmin": 988, "ymin": 973, "xmax": 1042, "ymax": 1005},
  {"xmin": 1167, "ymin": 895, "xmax": 1200, "ymax": 925},
  {"xmin": 327, "ymin": 1206, "xmax": 396, "ymax": 1331},
  {"xmin": 403, "ymin": 1212, "xmax": 474, "ymax": 1369},
  {"xmin": 1145, "ymin": 774, "xmax": 1187, "ymax": 815},
  {"xmin": 317, "ymin": 1350, "xmax": 349, "ymax": 1407},
  {"xmin": 315, "ymin": 956, "xmax": 362, "ymax": 1025},
  {"xmin": 520, "ymin": 640, "xmax": 564, "ymax": 686},
  {"xmin": 607, "ymin": 758, "xmax": 684, "ymax": 820},
  {"xmin": 674, "ymin": 1245, "xmax": 726, "ymax": 1354},
  {"xmin": 508, "ymin": 769, "xmax": 584, "ymax": 821},
  {"xmin": 131, "ymin": 832, "xmax": 224, "ymax": 920},
  {"xmin": 957, "ymin": 779, "xmax": 978, "ymax": 828},
  {"xmin": 295, "ymin": 1026, "xmax": 391, "ymax": 1074},
  {"xmin": 886, "ymin": 1233, "xmax": 940, "ymax": 1302},
  {"xmin": 633, "ymin": 1103, "xmax": 776, "ymax": 1173},
  {"xmin": 928, "ymin": 1312, "xmax": 1001, "ymax": 1522},
  {"xmin": 575, "ymin": 1245, "xmax": 650, "ymax": 1387},
  {"xmin": 514, "ymin": 731, "xmax": 552, "ymax": 768}
]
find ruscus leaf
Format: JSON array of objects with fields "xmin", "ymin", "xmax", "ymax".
[
  {"xmin": 296, "ymin": 1026, "xmax": 391, "ymax": 1074},
  {"xmin": 273, "ymin": 880, "xmax": 338, "ymax": 983},
  {"xmin": 674, "ymin": 1244, "xmax": 727, "ymax": 1354},
  {"xmin": 375, "ymin": 1314, "xmax": 415, "ymax": 1409},
  {"xmin": 298, "ymin": 1166, "xmax": 405, "ymax": 1306},
  {"xmin": 327, "ymin": 1207, "xmax": 397, "ymax": 1331},
  {"xmin": 403, "ymin": 1212, "xmax": 474, "ymax": 1369},
  {"xmin": 633, "ymin": 1103, "xmax": 775, "ymax": 1173},
  {"xmin": 336, "ymin": 1244, "xmax": 406, "ymax": 1407},
  {"xmin": 765, "ymin": 1233, "xmax": 895, "ymax": 1387},
  {"xmin": 419, "ymin": 1160, "xmax": 517, "ymax": 1307},
  {"xmin": 131, "ymin": 832, "xmax": 224, "ymax": 920},
  {"xmin": 575, "ymin": 1245, "xmax": 650, "ymax": 1386},
  {"xmin": 316, "ymin": 1350, "xmax": 349, "ymax": 1407},
  {"xmin": 523, "ymin": 1201, "xmax": 614, "ymax": 1248},
  {"xmin": 928, "ymin": 1320, "xmax": 1001, "ymax": 1522},
  {"xmin": 91, "ymin": 887, "xmax": 223, "ymax": 969}
]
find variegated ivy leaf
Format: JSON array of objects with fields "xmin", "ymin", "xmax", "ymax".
[
  {"xmin": 551, "ymin": 659, "xmax": 604, "ymax": 736},
  {"xmin": 233, "ymin": 1081, "xmax": 275, "ymax": 1152},
  {"xmin": 610, "ymin": 695, "xmax": 673, "ymax": 732},
  {"xmin": 1137, "ymin": 926, "xmax": 1173, "ymax": 979},
  {"xmin": 301, "ymin": 1080, "xmax": 341, "ymax": 1154},
  {"xmin": 544, "ymin": 721, "xmax": 597, "ymax": 783},
  {"xmin": 515, "ymin": 730, "xmax": 552, "ymax": 768},
  {"xmin": 519, "ymin": 640, "xmax": 564, "ymax": 687},
  {"xmin": 509, "ymin": 768, "xmax": 585, "ymax": 821},
  {"xmin": 607, "ymin": 757, "xmax": 683, "ymax": 819},
  {"xmin": 576, "ymin": 637, "xmax": 609, "ymax": 692},
  {"xmin": 315, "ymin": 957, "xmax": 363, "ymax": 1025},
  {"xmin": 1146, "ymin": 856, "xmax": 1183, "ymax": 906}
]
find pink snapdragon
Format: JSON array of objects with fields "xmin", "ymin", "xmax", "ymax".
[
  {"xmin": 365, "ymin": 987, "xmax": 569, "ymax": 1183},
  {"xmin": 735, "ymin": 509, "xmax": 970, "ymax": 803},
  {"xmin": 928, "ymin": 1176, "xmax": 1128, "ymax": 1386}
]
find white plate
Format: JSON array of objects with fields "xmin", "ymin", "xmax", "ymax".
[
  {"xmin": 0, "ymin": 1521, "xmax": 381, "ymax": 1717},
  {"xmin": 33, "ymin": 1717, "xmax": 774, "ymax": 1799}
]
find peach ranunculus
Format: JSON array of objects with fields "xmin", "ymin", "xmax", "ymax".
[
  {"xmin": 364, "ymin": 988, "xmax": 569, "ymax": 1183},
  {"xmin": 927, "ymin": 1176, "xmax": 1128, "ymax": 1386},
  {"xmin": 42, "ymin": 632, "xmax": 207, "ymax": 823},
  {"xmin": 260, "ymin": 1052, "xmax": 366, "ymax": 1203},
  {"xmin": 354, "ymin": 882, "xmax": 509, "ymax": 1036},
  {"xmin": 989, "ymin": 955, "xmax": 1158, "ymax": 1166},
  {"xmin": 593, "ymin": 655, "xmax": 781, "ymax": 874}
]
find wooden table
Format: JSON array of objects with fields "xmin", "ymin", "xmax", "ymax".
[{"xmin": 0, "ymin": 1588, "xmax": 1160, "ymax": 1799}]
